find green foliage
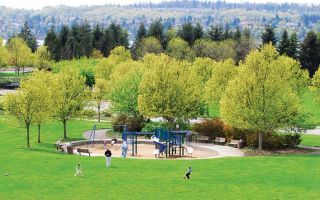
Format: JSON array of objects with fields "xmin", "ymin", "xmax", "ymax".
[
  {"xmin": 278, "ymin": 30, "xmax": 290, "ymax": 56},
  {"xmin": 205, "ymin": 59, "xmax": 237, "ymax": 104},
  {"xmin": 52, "ymin": 66, "xmax": 89, "ymax": 138},
  {"xmin": 0, "ymin": 39, "xmax": 9, "ymax": 68},
  {"xmin": 112, "ymin": 114, "xmax": 145, "ymax": 131},
  {"xmin": 138, "ymin": 37, "xmax": 163, "ymax": 58},
  {"xmin": 221, "ymin": 44, "xmax": 302, "ymax": 150},
  {"xmin": 191, "ymin": 57, "xmax": 215, "ymax": 85},
  {"xmin": 165, "ymin": 38, "xmax": 195, "ymax": 61},
  {"xmin": 300, "ymin": 31, "xmax": 320, "ymax": 77},
  {"xmin": 261, "ymin": 24, "xmax": 277, "ymax": 46},
  {"xmin": 138, "ymin": 54, "xmax": 202, "ymax": 123},
  {"xmin": 192, "ymin": 118, "xmax": 226, "ymax": 141},
  {"xmin": 35, "ymin": 46, "xmax": 52, "ymax": 71},
  {"xmin": 18, "ymin": 21, "xmax": 38, "ymax": 53},
  {"xmin": 108, "ymin": 60, "xmax": 144, "ymax": 115}
]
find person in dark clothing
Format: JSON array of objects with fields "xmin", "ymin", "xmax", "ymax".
[
  {"xmin": 184, "ymin": 166, "xmax": 192, "ymax": 179},
  {"xmin": 105, "ymin": 148, "xmax": 112, "ymax": 168}
]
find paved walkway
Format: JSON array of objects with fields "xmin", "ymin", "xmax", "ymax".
[
  {"xmin": 83, "ymin": 129, "xmax": 111, "ymax": 140},
  {"xmin": 189, "ymin": 142, "xmax": 244, "ymax": 158}
]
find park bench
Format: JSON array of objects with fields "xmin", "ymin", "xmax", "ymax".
[
  {"xmin": 195, "ymin": 135, "xmax": 209, "ymax": 143},
  {"xmin": 228, "ymin": 139, "xmax": 240, "ymax": 148},
  {"xmin": 214, "ymin": 137, "xmax": 226, "ymax": 145},
  {"xmin": 77, "ymin": 148, "xmax": 91, "ymax": 156},
  {"xmin": 55, "ymin": 143, "xmax": 64, "ymax": 152}
]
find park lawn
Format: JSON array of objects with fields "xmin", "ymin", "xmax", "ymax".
[
  {"xmin": 301, "ymin": 90, "xmax": 320, "ymax": 124},
  {"xmin": 1, "ymin": 115, "xmax": 320, "ymax": 199},
  {"xmin": 301, "ymin": 134, "xmax": 320, "ymax": 147}
]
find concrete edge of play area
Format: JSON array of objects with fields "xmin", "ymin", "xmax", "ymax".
[{"xmin": 77, "ymin": 129, "xmax": 245, "ymax": 159}]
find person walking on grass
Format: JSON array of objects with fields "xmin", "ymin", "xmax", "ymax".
[
  {"xmin": 74, "ymin": 163, "xmax": 83, "ymax": 177},
  {"xmin": 105, "ymin": 148, "xmax": 112, "ymax": 168},
  {"xmin": 184, "ymin": 166, "xmax": 192, "ymax": 179},
  {"xmin": 121, "ymin": 141, "xmax": 128, "ymax": 158}
]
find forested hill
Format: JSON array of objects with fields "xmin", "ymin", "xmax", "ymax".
[{"xmin": 0, "ymin": 0, "xmax": 320, "ymax": 40}]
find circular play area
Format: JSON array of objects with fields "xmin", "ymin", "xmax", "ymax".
[{"xmin": 60, "ymin": 126, "xmax": 244, "ymax": 159}]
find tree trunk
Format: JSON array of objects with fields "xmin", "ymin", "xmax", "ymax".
[
  {"xmin": 63, "ymin": 120, "xmax": 67, "ymax": 139},
  {"xmin": 27, "ymin": 124, "xmax": 30, "ymax": 148},
  {"xmin": 37, "ymin": 124, "xmax": 41, "ymax": 143},
  {"xmin": 98, "ymin": 105, "xmax": 101, "ymax": 123},
  {"xmin": 258, "ymin": 132, "xmax": 263, "ymax": 151}
]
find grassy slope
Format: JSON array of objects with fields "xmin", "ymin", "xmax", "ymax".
[{"xmin": 1, "ymin": 115, "xmax": 320, "ymax": 199}]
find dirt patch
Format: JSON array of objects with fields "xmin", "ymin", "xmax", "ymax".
[{"xmin": 76, "ymin": 143, "xmax": 218, "ymax": 159}]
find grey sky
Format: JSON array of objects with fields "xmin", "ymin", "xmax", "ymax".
[{"xmin": 0, "ymin": 0, "xmax": 319, "ymax": 10}]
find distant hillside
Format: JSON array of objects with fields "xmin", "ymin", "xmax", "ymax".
[{"xmin": 0, "ymin": 0, "xmax": 320, "ymax": 40}]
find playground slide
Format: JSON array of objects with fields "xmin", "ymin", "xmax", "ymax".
[{"xmin": 182, "ymin": 145, "xmax": 194, "ymax": 155}]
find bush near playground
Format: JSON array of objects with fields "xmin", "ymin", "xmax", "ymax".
[{"xmin": 192, "ymin": 118, "xmax": 301, "ymax": 149}]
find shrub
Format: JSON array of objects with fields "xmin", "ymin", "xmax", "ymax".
[
  {"xmin": 102, "ymin": 109, "xmax": 112, "ymax": 118},
  {"xmin": 112, "ymin": 114, "xmax": 145, "ymax": 132},
  {"xmin": 80, "ymin": 109, "xmax": 97, "ymax": 118},
  {"xmin": 142, "ymin": 122, "xmax": 167, "ymax": 132},
  {"xmin": 192, "ymin": 118, "xmax": 226, "ymax": 141}
]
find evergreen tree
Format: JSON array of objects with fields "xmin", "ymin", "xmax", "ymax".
[
  {"xmin": 300, "ymin": 31, "xmax": 320, "ymax": 77},
  {"xmin": 79, "ymin": 21, "xmax": 93, "ymax": 57},
  {"xmin": 148, "ymin": 20, "xmax": 165, "ymax": 46},
  {"xmin": 278, "ymin": 30, "xmax": 290, "ymax": 55},
  {"xmin": 234, "ymin": 27, "xmax": 242, "ymax": 42},
  {"xmin": 178, "ymin": 22, "xmax": 194, "ymax": 46},
  {"xmin": 103, "ymin": 28, "xmax": 113, "ymax": 57},
  {"xmin": 18, "ymin": 21, "xmax": 37, "ymax": 53},
  {"xmin": 261, "ymin": 24, "xmax": 277, "ymax": 46},
  {"xmin": 208, "ymin": 25, "xmax": 223, "ymax": 41},
  {"xmin": 223, "ymin": 24, "xmax": 233, "ymax": 40},
  {"xmin": 59, "ymin": 25, "xmax": 70, "ymax": 60},
  {"xmin": 136, "ymin": 23, "xmax": 147, "ymax": 43},
  {"xmin": 92, "ymin": 24, "xmax": 105, "ymax": 53},
  {"xmin": 193, "ymin": 22, "xmax": 204, "ymax": 41},
  {"xmin": 44, "ymin": 26, "xmax": 60, "ymax": 61},
  {"xmin": 288, "ymin": 32, "xmax": 299, "ymax": 60}
]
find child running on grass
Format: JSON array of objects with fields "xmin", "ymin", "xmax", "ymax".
[
  {"xmin": 74, "ymin": 163, "xmax": 83, "ymax": 177},
  {"xmin": 184, "ymin": 166, "xmax": 192, "ymax": 179}
]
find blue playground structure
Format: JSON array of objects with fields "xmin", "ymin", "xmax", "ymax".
[{"xmin": 121, "ymin": 127, "xmax": 192, "ymax": 158}]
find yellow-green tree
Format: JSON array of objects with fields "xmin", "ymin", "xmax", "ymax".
[
  {"xmin": 109, "ymin": 60, "xmax": 144, "ymax": 115},
  {"xmin": 138, "ymin": 37, "xmax": 162, "ymax": 57},
  {"xmin": 0, "ymin": 37, "xmax": 9, "ymax": 68},
  {"xmin": 95, "ymin": 46, "xmax": 131, "ymax": 80},
  {"xmin": 7, "ymin": 37, "xmax": 33, "ymax": 75},
  {"xmin": 220, "ymin": 45, "xmax": 303, "ymax": 150},
  {"xmin": 311, "ymin": 68, "xmax": 320, "ymax": 108},
  {"xmin": 205, "ymin": 59, "xmax": 237, "ymax": 104},
  {"xmin": 166, "ymin": 38, "xmax": 195, "ymax": 61},
  {"xmin": 4, "ymin": 71, "xmax": 53, "ymax": 147},
  {"xmin": 92, "ymin": 79, "xmax": 109, "ymax": 122},
  {"xmin": 52, "ymin": 66, "xmax": 89, "ymax": 138},
  {"xmin": 138, "ymin": 54, "xmax": 202, "ymax": 124},
  {"xmin": 35, "ymin": 46, "xmax": 52, "ymax": 71}
]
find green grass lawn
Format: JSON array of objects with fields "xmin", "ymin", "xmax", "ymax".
[
  {"xmin": 301, "ymin": 134, "xmax": 320, "ymax": 147},
  {"xmin": 1, "ymin": 115, "xmax": 320, "ymax": 199}
]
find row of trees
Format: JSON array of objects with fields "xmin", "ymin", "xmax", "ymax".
[
  {"xmin": 5, "ymin": 45, "xmax": 320, "ymax": 150},
  {"xmin": 261, "ymin": 25, "xmax": 320, "ymax": 76}
]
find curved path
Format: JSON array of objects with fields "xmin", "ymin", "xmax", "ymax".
[{"xmin": 83, "ymin": 129, "xmax": 111, "ymax": 140}]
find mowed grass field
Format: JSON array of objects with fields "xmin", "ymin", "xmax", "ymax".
[{"xmin": 1, "ymin": 115, "xmax": 320, "ymax": 200}]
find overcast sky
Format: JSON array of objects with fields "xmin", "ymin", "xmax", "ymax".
[{"xmin": 0, "ymin": 0, "xmax": 319, "ymax": 10}]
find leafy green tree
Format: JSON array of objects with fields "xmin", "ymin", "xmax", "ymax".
[
  {"xmin": 166, "ymin": 38, "xmax": 195, "ymax": 61},
  {"xmin": 205, "ymin": 59, "xmax": 237, "ymax": 104},
  {"xmin": 52, "ymin": 66, "xmax": 89, "ymax": 138},
  {"xmin": 138, "ymin": 37, "xmax": 163, "ymax": 57},
  {"xmin": 109, "ymin": 61, "xmax": 144, "ymax": 116},
  {"xmin": 138, "ymin": 54, "xmax": 202, "ymax": 124},
  {"xmin": 18, "ymin": 21, "xmax": 37, "ymax": 53},
  {"xmin": 7, "ymin": 37, "xmax": 33, "ymax": 75},
  {"xmin": 261, "ymin": 24, "xmax": 277, "ymax": 46},
  {"xmin": 278, "ymin": 30, "xmax": 290, "ymax": 55},
  {"xmin": 4, "ymin": 71, "xmax": 53, "ymax": 147},
  {"xmin": 221, "ymin": 45, "xmax": 303, "ymax": 150},
  {"xmin": 35, "ymin": 46, "xmax": 52, "ymax": 71},
  {"xmin": 311, "ymin": 68, "xmax": 320, "ymax": 108},
  {"xmin": 0, "ymin": 38, "xmax": 9, "ymax": 68},
  {"xmin": 300, "ymin": 31, "xmax": 320, "ymax": 77},
  {"xmin": 92, "ymin": 79, "xmax": 108, "ymax": 122}
]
